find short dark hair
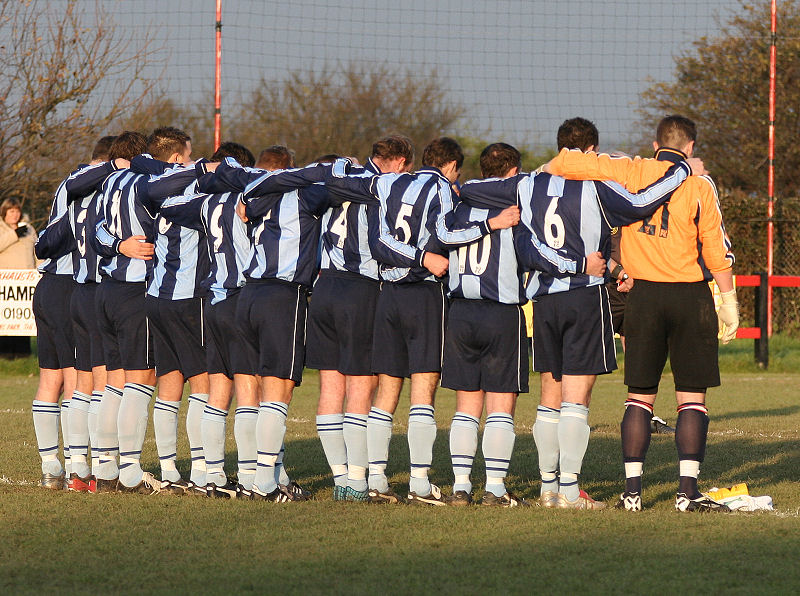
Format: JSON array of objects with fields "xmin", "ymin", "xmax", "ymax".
[
  {"xmin": 557, "ymin": 117, "xmax": 599, "ymax": 151},
  {"xmin": 92, "ymin": 135, "xmax": 117, "ymax": 161},
  {"xmin": 313, "ymin": 154, "xmax": 340, "ymax": 164},
  {"xmin": 108, "ymin": 131, "xmax": 147, "ymax": 161},
  {"xmin": 656, "ymin": 115, "xmax": 697, "ymax": 149},
  {"xmin": 147, "ymin": 126, "xmax": 191, "ymax": 161},
  {"xmin": 421, "ymin": 137, "xmax": 464, "ymax": 170},
  {"xmin": 371, "ymin": 135, "xmax": 414, "ymax": 167},
  {"xmin": 211, "ymin": 141, "xmax": 255, "ymax": 168},
  {"xmin": 479, "ymin": 143, "xmax": 522, "ymax": 179},
  {"xmin": 256, "ymin": 145, "xmax": 293, "ymax": 170}
]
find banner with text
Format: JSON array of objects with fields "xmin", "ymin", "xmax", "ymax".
[{"xmin": 0, "ymin": 270, "xmax": 41, "ymax": 336}]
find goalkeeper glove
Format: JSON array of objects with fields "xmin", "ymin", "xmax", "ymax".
[{"xmin": 718, "ymin": 289, "xmax": 739, "ymax": 344}]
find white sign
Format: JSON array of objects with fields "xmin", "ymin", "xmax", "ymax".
[{"xmin": 0, "ymin": 269, "xmax": 41, "ymax": 336}]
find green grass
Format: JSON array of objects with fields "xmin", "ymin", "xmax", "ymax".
[{"xmin": 2, "ymin": 338, "xmax": 800, "ymax": 594}]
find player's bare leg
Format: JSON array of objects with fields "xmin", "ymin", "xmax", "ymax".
[
  {"xmin": 367, "ymin": 374, "xmax": 403, "ymax": 499},
  {"xmin": 32, "ymin": 368, "xmax": 66, "ymax": 485},
  {"xmin": 533, "ymin": 373, "xmax": 561, "ymax": 502},
  {"xmin": 94, "ymin": 367, "xmax": 124, "ymax": 486},
  {"xmin": 200, "ymin": 372, "xmax": 235, "ymax": 493},
  {"xmin": 117, "ymin": 366, "xmax": 156, "ymax": 488},
  {"xmin": 252, "ymin": 376, "xmax": 294, "ymax": 496},
  {"xmin": 151, "ymin": 370, "xmax": 185, "ymax": 486},
  {"xmin": 86, "ymin": 364, "xmax": 106, "ymax": 479},
  {"xmin": 556, "ymin": 374, "xmax": 599, "ymax": 507},
  {"xmin": 66, "ymin": 369, "xmax": 95, "ymax": 487},
  {"xmin": 407, "ymin": 372, "xmax": 441, "ymax": 500},
  {"xmin": 449, "ymin": 390, "xmax": 484, "ymax": 502},
  {"xmin": 674, "ymin": 391, "xmax": 709, "ymax": 501},
  {"xmin": 317, "ymin": 370, "xmax": 348, "ymax": 493},
  {"xmin": 340, "ymin": 374, "xmax": 377, "ymax": 499},
  {"xmin": 619, "ymin": 389, "xmax": 657, "ymax": 509},
  {"xmin": 232, "ymin": 373, "xmax": 259, "ymax": 493},
  {"xmin": 481, "ymin": 392, "xmax": 522, "ymax": 505}
]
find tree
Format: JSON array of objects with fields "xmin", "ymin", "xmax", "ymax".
[
  {"xmin": 117, "ymin": 93, "xmax": 215, "ymax": 159},
  {"xmin": 227, "ymin": 63, "xmax": 465, "ymax": 167},
  {"xmin": 0, "ymin": 0, "xmax": 160, "ymax": 225},
  {"xmin": 638, "ymin": 1, "xmax": 800, "ymax": 197},
  {"xmin": 639, "ymin": 1, "xmax": 800, "ymax": 332}
]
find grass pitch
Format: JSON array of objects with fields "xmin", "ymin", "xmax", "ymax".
[{"xmin": 1, "ymin": 339, "xmax": 800, "ymax": 594}]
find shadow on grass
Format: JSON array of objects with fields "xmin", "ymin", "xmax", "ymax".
[
  {"xmin": 714, "ymin": 405, "xmax": 800, "ymax": 421},
  {"xmin": 166, "ymin": 426, "xmax": 800, "ymax": 507}
]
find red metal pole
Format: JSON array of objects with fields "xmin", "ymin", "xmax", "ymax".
[
  {"xmin": 767, "ymin": 0, "xmax": 776, "ymax": 336},
  {"xmin": 214, "ymin": 0, "xmax": 222, "ymax": 150}
]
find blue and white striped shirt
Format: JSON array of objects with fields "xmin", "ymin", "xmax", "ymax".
[
  {"xmin": 93, "ymin": 156, "xmax": 205, "ymax": 284},
  {"xmin": 161, "ymin": 188, "xmax": 250, "ymax": 305},
  {"xmin": 459, "ymin": 161, "xmax": 690, "ymax": 298},
  {"xmin": 36, "ymin": 162, "xmax": 120, "ymax": 276},
  {"xmin": 319, "ymin": 158, "xmax": 381, "ymax": 280},
  {"xmin": 205, "ymin": 158, "xmax": 362, "ymax": 288},
  {"xmin": 325, "ymin": 164, "xmax": 492, "ymax": 283},
  {"xmin": 447, "ymin": 202, "xmax": 585, "ymax": 305}
]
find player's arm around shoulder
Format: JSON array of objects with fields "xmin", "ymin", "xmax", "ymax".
[{"xmin": 545, "ymin": 148, "xmax": 676, "ymax": 192}]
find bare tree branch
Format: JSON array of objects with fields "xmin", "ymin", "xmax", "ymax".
[{"xmin": 0, "ymin": 0, "xmax": 163, "ymax": 226}]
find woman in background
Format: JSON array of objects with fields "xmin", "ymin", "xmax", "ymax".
[{"xmin": 0, "ymin": 197, "xmax": 37, "ymax": 355}]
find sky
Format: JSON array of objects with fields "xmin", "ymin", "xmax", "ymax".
[{"xmin": 56, "ymin": 1, "xmax": 740, "ymax": 151}]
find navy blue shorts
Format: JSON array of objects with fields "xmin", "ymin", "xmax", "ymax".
[
  {"xmin": 33, "ymin": 273, "xmax": 76, "ymax": 370},
  {"xmin": 71, "ymin": 282, "xmax": 104, "ymax": 372},
  {"xmin": 145, "ymin": 295, "xmax": 206, "ymax": 379},
  {"xmin": 306, "ymin": 270, "xmax": 379, "ymax": 376},
  {"xmin": 95, "ymin": 278, "xmax": 152, "ymax": 371},
  {"xmin": 205, "ymin": 292, "xmax": 257, "ymax": 378},
  {"xmin": 237, "ymin": 279, "xmax": 308, "ymax": 384},
  {"xmin": 371, "ymin": 280, "xmax": 446, "ymax": 378},
  {"xmin": 441, "ymin": 299, "xmax": 529, "ymax": 394},
  {"xmin": 532, "ymin": 284, "xmax": 616, "ymax": 380}
]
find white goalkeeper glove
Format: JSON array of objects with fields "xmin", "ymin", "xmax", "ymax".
[{"xmin": 718, "ymin": 289, "xmax": 739, "ymax": 344}]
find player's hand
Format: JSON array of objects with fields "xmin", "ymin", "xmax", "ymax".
[
  {"xmin": 114, "ymin": 158, "xmax": 130, "ymax": 170},
  {"xmin": 718, "ymin": 289, "xmax": 739, "ymax": 344},
  {"xmin": 686, "ymin": 157, "xmax": 707, "ymax": 176},
  {"xmin": 584, "ymin": 251, "xmax": 606, "ymax": 277},
  {"xmin": 617, "ymin": 276, "xmax": 634, "ymax": 292},
  {"xmin": 236, "ymin": 199, "xmax": 248, "ymax": 223},
  {"xmin": 488, "ymin": 205, "xmax": 520, "ymax": 230},
  {"xmin": 423, "ymin": 252, "xmax": 449, "ymax": 277},
  {"xmin": 119, "ymin": 235, "xmax": 154, "ymax": 260}
]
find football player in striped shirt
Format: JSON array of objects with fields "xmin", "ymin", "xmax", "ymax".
[
  {"xmin": 460, "ymin": 129, "xmax": 699, "ymax": 510},
  {"xmin": 202, "ymin": 149, "xmax": 360, "ymax": 501},
  {"xmin": 136, "ymin": 146, "xmax": 222, "ymax": 495},
  {"xmin": 308, "ymin": 137, "xmax": 414, "ymax": 502},
  {"xmin": 159, "ymin": 142, "xmax": 268, "ymax": 499},
  {"xmin": 325, "ymin": 138, "xmax": 520, "ymax": 505},
  {"xmin": 93, "ymin": 128, "xmax": 211, "ymax": 494},
  {"xmin": 64, "ymin": 136, "xmax": 121, "ymax": 492},
  {"xmin": 443, "ymin": 143, "xmax": 605, "ymax": 507},
  {"xmin": 32, "ymin": 137, "xmax": 125, "ymax": 490}
]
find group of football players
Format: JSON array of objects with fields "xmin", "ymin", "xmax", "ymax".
[{"xmin": 29, "ymin": 114, "xmax": 739, "ymax": 511}]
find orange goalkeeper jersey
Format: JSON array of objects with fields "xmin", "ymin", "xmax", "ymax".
[{"xmin": 547, "ymin": 147, "xmax": 734, "ymax": 282}]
